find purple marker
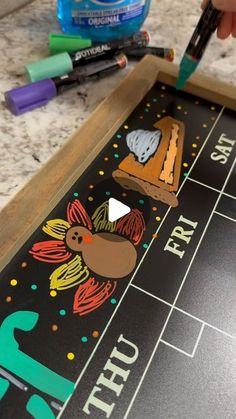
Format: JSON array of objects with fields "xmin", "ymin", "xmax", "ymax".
[{"xmin": 5, "ymin": 54, "xmax": 127, "ymax": 115}]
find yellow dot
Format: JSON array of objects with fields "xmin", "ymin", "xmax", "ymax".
[
  {"xmin": 89, "ymin": 184, "xmax": 94, "ymax": 189},
  {"xmin": 10, "ymin": 279, "xmax": 17, "ymax": 286},
  {"xmin": 21, "ymin": 262, "xmax": 27, "ymax": 268},
  {"xmin": 124, "ymin": 125, "xmax": 129, "ymax": 129},
  {"xmin": 211, "ymin": 106, "xmax": 216, "ymax": 111},
  {"xmin": 88, "ymin": 196, "xmax": 93, "ymax": 202},
  {"xmin": 146, "ymin": 103, "xmax": 151, "ymax": 107},
  {"xmin": 99, "ymin": 171, "xmax": 104, "ymax": 176},
  {"xmin": 192, "ymin": 143, "xmax": 197, "ymax": 148},
  {"xmin": 161, "ymin": 85, "xmax": 166, "ymax": 90},
  {"xmin": 183, "ymin": 162, "xmax": 189, "ymax": 168},
  {"xmin": 50, "ymin": 290, "xmax": 57, "ymax": 297},
  {"xmin": 52, "ymin": 324, "xmax": 58, "ymax": 332},
  {"xmin": 157, "ymin": 114, "xmax": 161, "ymax": 118},
  {"xmin": 203, "ymin": 124, "xmax": 208, "ymax": 128},
  {"xmin": 113, "ymin": 143, "xmax": 118, "ymax": 148},
  {"xmin": 6, "ymin": 296, "xmax": 12, "ymax": 303},
  {"xmin": 104, "ymin": 157, "xmax": 109, "ymax": 161},
  {"xmin": 177, "ymin": 105, "xmax": 182, "ymax": 110},
  {"xmin": 156, "ymin": 216, "xmax": 161, "ymax": 222},
  {"xmin": 92, "ymin": 330, "xmax": 99, "ymax": 338},
  {"xmin": 67, "ymin": 352, "xmax": 75, "ymax": 360}
]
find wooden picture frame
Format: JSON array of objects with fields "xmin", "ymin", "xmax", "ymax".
[{"xmin": 1, "ymin": 55, "xmax": 236, "ymax": 270}]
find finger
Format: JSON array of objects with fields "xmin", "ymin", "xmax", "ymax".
[
  {"xmin": 232, "ymin": 12, "xmax": 236, "ymax": 36},
  {"xmin": 201, "ymin": 0, "xmax": 208, "ymax": 9},
  {"xmin": 213, "ymin": 0, "xmax": 236, "ymax": 12},
  {"xmin": 217, "ymin": 12, "xmax": 233, "ymax": 39}
]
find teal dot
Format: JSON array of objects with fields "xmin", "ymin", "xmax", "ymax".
[
  {"xmin": 114, "ymin": 153, "xmax": 119, "ymax": 159},
  {"xmin": 74, "ymin": 192, "xmax": 79, "ymax": 197},
  {"xmin": 153, "ymin": 98, "xmax": 157, "ymax": 102},
  {"xmin": 139, "ymin": 199, "xmax": 145, "ymax": 204},
  {"xmin": 59, "ymin": 309, "xmax": 66, "ymax": 316},
  {"xmin": 145, "ymin": 108, "xmax": 149, "ymax": 112},
  {"xmin": 31, "ymin": 284, "xmax": 37, "ymax": 291},
  {"xmin": 81, "ymin": 336, "xmax": 88, "ymax": 343},
  {"xmin": 110, "ymin": 298, "xmax": 117, "ymax": 305},
  {"xmin": 116, "ymin": 134, "xmax": 122, "ymax": 139},
  {"xmin": 106, "ymin": 191, "xmax": 111, "ymax": 196},
  {"xmin": 143, "ymin": 243, "xmax": 149, "ymax": 249},
  {"xmin": 184, "ymin": 172, "xmax": 189, "ymax": 177}
]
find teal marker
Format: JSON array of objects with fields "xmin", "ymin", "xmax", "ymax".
[{"xmin": 176, "ymin": 1, "xmax": 223, "ymax": 90}]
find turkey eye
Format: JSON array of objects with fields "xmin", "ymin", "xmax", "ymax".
[
  {"xmin": 74, "ymin": 232, "xmax": 78, "ymax": 236},
  {"xmin": 72, "ymin": 236, "xmax": 76, "ymax": 240},
  {"xmin": 78, "ymin": 236, "xmax": 83, "ymax": 243}
]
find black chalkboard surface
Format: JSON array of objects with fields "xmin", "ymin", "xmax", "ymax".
[{"xmin": 0, "ymin": 57, "xmax": 236, "ymax": 418}]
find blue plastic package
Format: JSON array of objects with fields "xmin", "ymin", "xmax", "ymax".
[{"xmin": 57, "ymin": 0, "xmax": 151, "ymax": 42}]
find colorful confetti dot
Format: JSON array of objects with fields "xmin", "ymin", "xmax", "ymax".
[
  {"xmin": 116, "ymin": 134, "xmax": 122, "ymax": 139},
  {"xmin": 139, "ymin": 115, "xmax": 143, "ymax": 119},
  {"xmin": 195, "ymin": 100, "xmax": 199, "ymax": 105},
  {"xmin": 203, "ymin": 124, "xmax": 208, "ymax": 128},
  {"xmin": 211, "ymin": 116, "xmax": 216, "ymax": 121},
  {"xmin": 67, "ymin": 352, "xmax": 75, "ymax": 360},
  {"xmin": 50, "ymin": 290, "xmax": 57, "ymax": 297},
  {"xmin": 10, "ymin": 279, "xmax": 17, "ymax": 287},
  {"xmin": 139, "ymin": 199, "xmax": 145, "ymax": 204},
  {"xmin": 104, "ymin": 157, "xmax": 109, "ymax": 161},
  {"xmin": 210, "ymin": 106, "xmax": 216, "ymax": 111},
  {"xmin": 183, "ymin": 162, "xmax": 189, "ymax": 168},
  {"xmin": 81, "ymin": 336, "xmax": 88, "ymax": 343},
  {"xmin": 177, "ymin": 105, "xmax": 182, "ymax": 110},
  {"xmin": 146, "ymin": 103, "xmax": 151, "ymax": 107},
  {"xmin": 184, "ymin": 172, "xmax": 189, "ymax": 177},
  {"xmin": 52, "ymin": 324, "xmax": 58, "ymax": 332},
  {"xmin": 192, "ymin": 143, "xmax": 197, "ymax": 148},
  {"xmin": 152, "ymin": 206, "xmax": 157, "ymax": 211},
  {"xmin": 153, "ymin": 98, "xmax": 157, "ymax": 102},
  {"xmin": 106, "ymin": 191, "xmax": 111, "ymax": 196},
  {"xmin": 88, "ymin": 196, "xmax": 93, "ymax": 202},
  {"xmin": 89, "ymin": 184, "xmax": 94, "ymax": 189},
  {"xmin": 110, "ymin": 298, "xmax": 117, "ymax": 305},
  {"xmin": 124, "ymin": 125, "xmax": 129, "ymax": 129},
  {"xmin": 74, "ymin": 192, "xmax": 79, "ymax": 197},
  {"xmin": 31, "ymin": 284, "xmax": 37, "ymax": 291},
  {"xmin": 59, "ymin": 309, "xmax": 66, "ymax": 316},
  {"xmin": 21, "ymin": 262, "xmax": 27, "ymax": 268},
  {"xmin": 157, "ymin": 114, "xmax": 161, "ymax": 118},
  {"xmin": 143, "ymin": 243, "xmax": 149, "ymax": 249},
  {"xmin": 114, "ymin": 153, "xmax": 119, "ymax": 159},
  {"xmin": 161, "ymin": 86, "xmax": 166, "ymax": 90},
  {"xmin": 184, "ymin": 111, "xmax": 188, "ymax": 115},
  {"xmin": 160, "ymin": 94, "xmax": 165, "ymax": 98},
  {"xmin": 156, "ymin": 216, "xmax": 161, "ymax": 222},
  {"xmin": 99, "ymin": 171, "xmax": 104, "ymax": 176},
  {"xmin": 6, "ymin": 296, "xmax": 12, "ymax": 303},
  {"xmin": 122, "ymin": 192, "xmax": 127, "ymax": 197},
  {"xmin": 113, "ymin": 143, "xmax": 118, "ymax": 148},
  {"xmin": 152, "ymin": 234, "xmax": 158, "ymax": 239},
  {"xmin": 145, "ymin": 108, "xmax": 149, "ymax": 112},
  {"xmin": 92, "ymin": 331, "xmax": 99, "ymax": 338},
  {"xmin": 196, "ymin": 136, "xmax": 200, "ymax": 140},
  {"xmin": 192, "ymin": 153, "xmax": 196, "ymax": 157}
]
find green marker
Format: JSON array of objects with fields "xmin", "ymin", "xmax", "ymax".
[{"xmin": 176, "ymin": 1, "xmax": 223, "ymax": 90}]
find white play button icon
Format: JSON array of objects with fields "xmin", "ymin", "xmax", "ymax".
[{"xmin": 108, "ymin": 198, "xmax": 131, "ymax": 222}]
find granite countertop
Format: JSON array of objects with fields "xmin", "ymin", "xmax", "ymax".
[{"xmin": 0, "ymin": 0, "xmax": 235, "ymax": 210}]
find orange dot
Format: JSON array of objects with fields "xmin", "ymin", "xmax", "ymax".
[
  {"xmin": 152, "ymin": 234, "xmax": 158, "ymax": 239},
  {"xmin": 152, "ymin": 206, "xmax": 157, "ymax": 211},
  {"xmin": 192, "ymin": 153, "xmax": 196, "ymax": 157},
  {"xmin": 104, "ymin": 157, "xmax": 109, "ymax": 161},
  {"xmin": 196, "ymin": 136, "xmax": 200, "ymax": 140},
  {"xmin": 92, "ymin": 330, "xmax": 99, "ymax": 338},
  {"xmin": 89, "ymin": 184, "xmax": 94, "ymax": 189},
  {"xmin": 10, "ymin": 279, "xmax": 17, "ymax": 286},
  {"xmin": 21, "ymin": 262, "xmax": 27, "ymax": 268},
  {"xmin": 6, "ymin": 296, "xmax": 12, "ymax": 303},
  {"xmin": 52, "ymin": 324, "xmax": 58, "ymax": 332}
]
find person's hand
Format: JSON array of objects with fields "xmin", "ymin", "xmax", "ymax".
[{"xmin": 202, "ymin": 0, "xmax": 236, "ymax": 39}]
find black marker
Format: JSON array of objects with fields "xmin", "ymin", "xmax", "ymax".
[
  {"xmin": 25, "ymin": 31, "xmax": 149, "ymax": 82},
  {"xmin": 5, "ymin": 54, "xmax": 128, "ymax": 115},
  {"xmin": 125, "ymin": 46, "xmax": 175, "ymax": 62}
]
